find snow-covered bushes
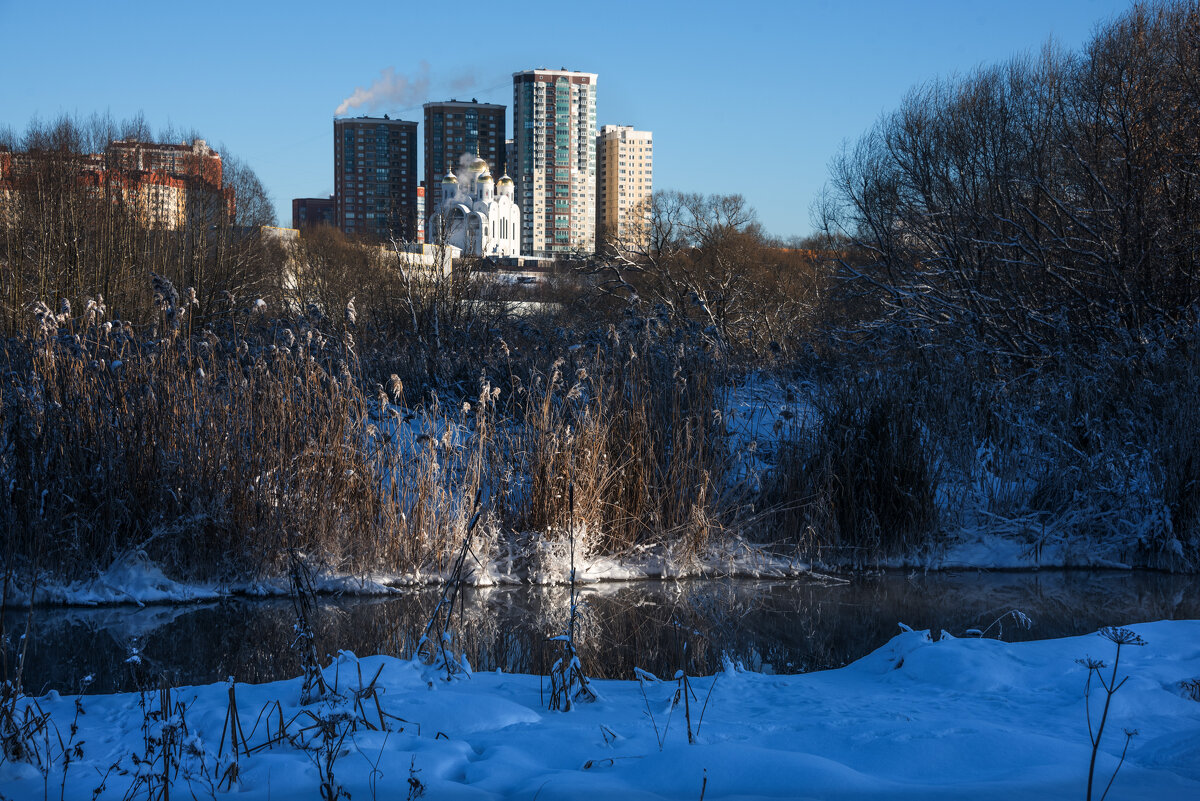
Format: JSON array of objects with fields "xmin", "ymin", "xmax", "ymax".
[{"xmin": 942, "ymin": 334, "xmax": 1200, "ymax": 569}]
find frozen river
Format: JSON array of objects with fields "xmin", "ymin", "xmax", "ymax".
[{"xmin": 6, "ymin": 570, "xmax": 1199, "ymax": 694}]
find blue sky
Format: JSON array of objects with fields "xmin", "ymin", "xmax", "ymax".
[{"xmin": 0, "ymin": 0, "xmax": 1134, "ymax": 239}]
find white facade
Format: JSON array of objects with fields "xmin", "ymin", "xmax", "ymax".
[{"xmin": 427, "ymin": 156, "xmax": 521, "ymax": 257}]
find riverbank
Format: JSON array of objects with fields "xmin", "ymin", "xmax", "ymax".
[
  {"xmin": 6, "ymin": 302, "xmax": 1198, "ymax": 596},
  {"xmin": 2, "ymin": 526, "xmax": 1182, "ymax": 611},
  {"xmin": 3, "ymin": 620, "xmax": 1198, "ymax": 800}
]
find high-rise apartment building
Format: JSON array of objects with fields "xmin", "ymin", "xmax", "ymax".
[
  {"xmin": 423, "ymin": 100, "xmax": 506, "ymax": 207},
  {"xmin": 596, "ymin": 125, "xmax": 653, "ymax": 252},
  {"xmin": 512, "ymin": 69, "xmax": 597, "ymax": 257},
  {"xmin": 334, "ymin": 116, "xmax": 418, "ymax": 240}
]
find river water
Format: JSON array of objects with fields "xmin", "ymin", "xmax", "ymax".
[{"xmin": 4, "ymin": 570, "xmax": 1198, "ymax": 695}]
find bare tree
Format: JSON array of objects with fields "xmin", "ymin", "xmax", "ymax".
[
  {"xmin": 821, "ymin": 2, "xmax": 1200, "ymax": 362},
  {"xmin": 591, "ymin": 190, "xmax": 822, "ymax": 357},
  {"xmin": 0, "ymin": 113, "xmax": 283, "ymax": 333}
]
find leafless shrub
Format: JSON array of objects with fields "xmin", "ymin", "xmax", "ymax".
[
  {"xmin": 546, "ymin": 485, "xmax": 595, "ymax": 712},
  {"xmin": 0, "ymin": 113, "xmax": 281, "ymax": 338},
  {"xmin": 760, "ymin": 372, "xmax": 939, "ymax": 562}
]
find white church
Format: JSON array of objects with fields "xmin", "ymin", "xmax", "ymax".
[{"xmin": 427, "ymin": 156, "xmax": 521, "ymax": 257}]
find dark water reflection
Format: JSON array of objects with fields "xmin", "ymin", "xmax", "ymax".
[{"xmin": 5, "ymin": 571, "xmax": 1198, "ymax": 695}]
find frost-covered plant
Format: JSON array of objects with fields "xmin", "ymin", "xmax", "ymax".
[
  {"xmin": 406, "ymin": 755, "xmax": 426, "ymax": 799},
  {"xmin": 1080, "ymin": 626, "xmax": 1147, "ymax": 801},
  {"xmin": 0, "ymin": 578, "xmax": 50, "ymax": 770},
  {"xmin": 95, "ymin": 680, "xmax": 216, "ymax": 801},
  {"xmin": 634, "ymin": 631, "xmax": 717, "ymax": 749},
  {"xmin": 0, "ymin": 685, "xmax": 49, "ymax": 768},
  {"xmin": 965, "ymin": 609, "xmax": 1033, "ymax": 640},
  {"xmin": 416, "ymin": 494, "xmax": 483, "ymax": 681},
  {"xmin": 288, "ymin": 549, "xmax": 329, "ymax": 705},
  {"xmin": 288, "ymin": 709, "xmax": 354, "ymax": 801},
  {"xmin": 547, "ymin": 485, "xmax": 595, "ymax": 711}
]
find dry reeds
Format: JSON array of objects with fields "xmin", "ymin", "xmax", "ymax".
[
  {"xmin": 0, "ymin": 281, "xmax": 476, "ymax": 585},
  {"xmin": 0, "ymin": 275, "xmax": 745, "ymax": 588},
  {"xmin": 760, "ymin": 373, "xmax": 940, "ymax": 562},
  {"xmin": 512, "ymin": 325, "xmax": 732, "ymax": 561}
]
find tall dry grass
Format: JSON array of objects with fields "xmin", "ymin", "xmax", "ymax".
[
  {"xmin": 0, "ymin": 280, "xmax": 488, "ymax": 583},
  {"xmin": 0, "ymin": 274, "xmax": 753, "ymax": 586},
  {"xmin": 510, "ymin": 323, "xmax": 735, "ymax": 560},
  {"xmin": 758, "ymin": 371, "xmax": 940, "ymax": 563}
]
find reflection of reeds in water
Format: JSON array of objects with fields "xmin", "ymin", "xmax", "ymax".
[{"xmin": 7, "ymin": 573, "xmax": 1200, "ymax": 695}]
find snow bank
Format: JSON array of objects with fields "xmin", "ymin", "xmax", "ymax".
[
  {"xmin": 7, "ymin": 535, "xmax": 815, "ymax": 608},
  {"xmin": 4, "ymin": 621, "xmax": 1199, "ymax": 799},
  {"xmin": 16, "ymin": 553, "xmax": 224, "ymax": 607},
  {"xmin": 8, "ymin": 555, "xmax": 402, "ymax": 609}
]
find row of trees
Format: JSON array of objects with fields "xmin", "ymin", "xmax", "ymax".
[
  {"xmin": 821, "ymin": 1, "xmax": 1200, "ymax": 361},
  {"xmin": 0, "ymin": 114, "xmax": 279, "ymax": 334},
  {"xmin": 595, "ymin": 190, "xmax": 838, "ymax": 359},
  {"xmin": 0, "ymin": 110, "xmax": 832, "ymax": 367}
]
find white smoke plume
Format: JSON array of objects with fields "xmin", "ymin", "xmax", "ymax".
[
  {"xmin": 445, "ymin": 152, "xmax": 495, "ymax": 203},
  {"xmin": 335, "ymin": 62, "xmax": 431, "ymax": 116},
  {"xmin": 449, "ymin": 71, "xmax": 477, "ymax": 92}
]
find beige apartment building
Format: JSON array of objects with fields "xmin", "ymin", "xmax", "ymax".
[{"xmin": 596, "ymin": 125, "xmax": 652, "ymax": 253}]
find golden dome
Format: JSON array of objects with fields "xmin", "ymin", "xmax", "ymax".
[
  {"xmin": 497, "ymin": 175, "xmax": 514, "ymax": 186},
  {"xmin": 442, "ymin": 171, "xmax": 458, "ymax": 183},
  {"xmin": 468, "ymin": 157, "xmax": 487, "ymax": 172},
  {"xmin": 478, "ymin": 172, "xmax": 493, "ymax": 182}
]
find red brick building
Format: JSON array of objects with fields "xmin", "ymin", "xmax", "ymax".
[{"xmin": 0, "ymin": 138, "xmax": 235, "ymax": 230}]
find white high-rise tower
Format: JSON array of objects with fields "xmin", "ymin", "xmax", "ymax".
[{"xmin": 512, "ymin": 69, "xmax": 597, "ymax": 257}]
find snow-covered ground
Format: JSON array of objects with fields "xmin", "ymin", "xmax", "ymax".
[{"xmin": 4, "ymin": 621, "xmax": 1199, "ymax": 800}]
